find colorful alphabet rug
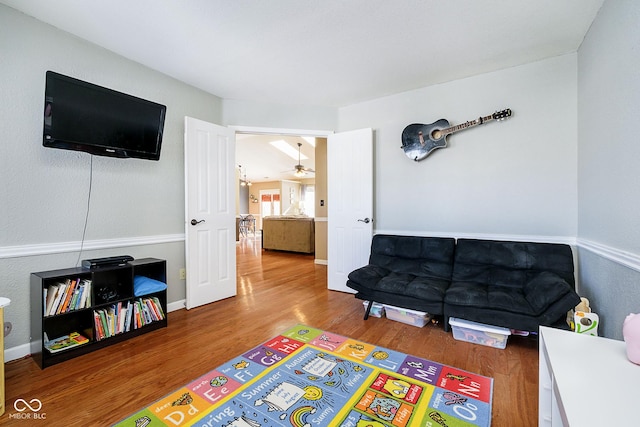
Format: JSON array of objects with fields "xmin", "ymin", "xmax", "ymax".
[{"xmin": 115, "ymin": 325, "xmax": 493, "ymax": 426}]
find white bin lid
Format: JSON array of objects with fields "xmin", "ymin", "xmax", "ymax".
[
  {"xmin": 449, "ymin": 317, "xmax": 511, "ymax": 335},
  {"xmin": 383, "ymin": 304, "xmax": 428, "ymax": 316}
]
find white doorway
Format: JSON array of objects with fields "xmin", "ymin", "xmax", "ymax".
[{"xmin": 185, "ymin": 127, "xmax": 373, "ymax": 294}]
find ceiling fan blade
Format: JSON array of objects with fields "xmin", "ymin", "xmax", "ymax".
[{"xmin": 277, "ymin": 143, "xmax": 314, "ymax": 177}]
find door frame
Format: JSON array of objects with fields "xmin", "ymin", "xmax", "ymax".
[
  {"xmin": 231, "ymin": 126, "xmax": 333, "ymax": 139},
  {"xmin": 230, "ymin": 125, "xmax": 333, "ymax": 263}
]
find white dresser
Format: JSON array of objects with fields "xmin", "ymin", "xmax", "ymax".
[{"xmin": 539, "ymin": 326, "xmax": 640, "ymax": 426}]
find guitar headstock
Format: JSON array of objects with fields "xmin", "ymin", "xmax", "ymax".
[{"xmin": 492, "ymin": 109, "xmax": 512, "ymax": 121}]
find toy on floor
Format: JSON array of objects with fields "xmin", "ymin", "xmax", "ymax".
[
  {"xmin": 566, "ymin": 297, "xmax": 590, "ymax": 328},
  {"xmin": 567, "ymin": 297, "xmax": 599, "ymax": 336}
]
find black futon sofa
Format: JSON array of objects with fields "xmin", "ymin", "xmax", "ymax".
[{"xmin": 346, "ymin": 234, "xmax": 581, "ymax": 332}]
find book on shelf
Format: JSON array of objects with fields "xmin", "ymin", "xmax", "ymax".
[
  {"xmin": 47, "ymin": 282, "xmax": 66, "ymax": 315},
  {"xmin": 44, "ymin": 331, "xmax": 90, "ymax": 353},
  {"xmin": 44, "ymin": 284, "xmax": 57, "ymax": 315},
  {"xmin": 94, "ymin": 308, "xmax": 112, "ymax": 341},
  {"xmin": 152, "ymin": 296, "xmax": 165, "ymax": 319},
  {"xmin": 44, "ymin": 279, "xmax": 92, "ymax": 316},
  {"xmin": 59, "ymin": 278, "xmax": 77, "ymax": 313},
  {"xmin": 131, "ymin": 297, "xmax": 165, "ymax": 329},
  {"xmin": 94, "ymin": 311, "xmax": 106, "ymax": 341},
  {"xmin": 93, "ymin": 297, "xmax": 165, "ymax": 340}
]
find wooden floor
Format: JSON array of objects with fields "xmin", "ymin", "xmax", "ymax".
[{"xmin": 3, "ymin": 236, "xmax": 539, "ymax": 426}]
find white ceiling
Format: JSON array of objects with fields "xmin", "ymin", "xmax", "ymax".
[
  {"xmin": 2, "ymin": 0, "xmax": 604, "ymax": 181},
  {"xmin": 236, "ymin": 133, "xmax": 317, "ymax": 183}
]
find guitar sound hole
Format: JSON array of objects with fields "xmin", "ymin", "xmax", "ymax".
[{"xmin": 431, "ymin": 129, "xmax": 442, "ymax": 140}]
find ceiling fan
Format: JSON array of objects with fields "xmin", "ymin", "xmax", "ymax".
[{"xmin": 292, "ymin": 142, "xmax": 315, "ymax": 177}]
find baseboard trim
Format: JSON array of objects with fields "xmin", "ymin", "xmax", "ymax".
[
  {"xmin": 314, "ymin": 259, "xmax": 328, "ymax": 265},
  {"xmin": 0, "ymin": 234, "xmax": 185, "ymax": 259},
  {"xmin": 5, "ymin": 343, "xmax": 30, "ymax": 363},
  {"xmin": 168, "ymin": 300, "xmax": 186, "ymax": 312}
]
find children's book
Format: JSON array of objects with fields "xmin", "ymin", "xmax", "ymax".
[{"xmin": 44, "ymin": 332, "xmax": 90, "ymax": 353}]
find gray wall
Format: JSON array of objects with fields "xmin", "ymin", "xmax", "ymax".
[
  {"xmin": 577, "ymin": 0, "xmax": 640, "ymax": 339},
  {"xmin": 339, "ymin": 54, "xmax": 578, "ymax": 240},
  {"xmin": 0, "ymin": 5, "xmax": 223, "ymax": 352}
]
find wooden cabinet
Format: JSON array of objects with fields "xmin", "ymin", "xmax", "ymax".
[{"xmin": 30, "ymin": 258, "xmax": 167, "ymax": 368}]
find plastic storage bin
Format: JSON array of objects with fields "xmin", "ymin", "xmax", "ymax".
[
  {"xmin": 449, "ymin": 317, "xmax": 511, "ymax": 349},
  {"xmin": 384, "ymin": 305, "xmax": 431, "ymax": 327},
  {"xmin": 363, "ymin": 301, "xmax": 385, "ymax": 318}
]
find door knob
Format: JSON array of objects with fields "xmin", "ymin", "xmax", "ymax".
[
  {"xmin": 357, "ymin": 218, "xmax": 372, "ymax": 224},
  {"xmin": 190, "ymin": 219, "xmax": 205, "ymax": 226}
]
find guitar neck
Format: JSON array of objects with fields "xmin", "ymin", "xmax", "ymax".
[{"xmin": 442, "ymin": 114, "xmax": 494, "ymax": 136}]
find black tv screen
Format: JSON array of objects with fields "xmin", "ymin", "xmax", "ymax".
[{"xmin": 43, "ymin": 71, "xmax": 166, "ymax": 160}]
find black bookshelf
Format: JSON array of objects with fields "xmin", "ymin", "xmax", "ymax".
[{"xmin": 30, "ymin": 258, "xmax": 168, "ymax": 368}]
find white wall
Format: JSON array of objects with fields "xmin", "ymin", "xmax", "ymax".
[
  {"xmin": 0, "ymin": 5, "xmax": 223, "ymax": 353},
  {"xmin": 578, "ymin": 0, "xmax": 640, "ymax": 253},
  {"xmin": 339, "ymin": 55, "xmax": 578, "ymax": 240},
  {"xmin": 577, "ymin": 0, "xmax": 640, "ymax": 339}
]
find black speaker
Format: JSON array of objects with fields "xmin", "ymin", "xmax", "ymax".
[{"xmin": 81, "ymin": 255, "xmax": 134, "ymax": 269}]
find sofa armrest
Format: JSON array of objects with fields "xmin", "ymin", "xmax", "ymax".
[
  {"xmin": 347, "ymin": 265, "xmax": 389, "ymax": 288},
  {"xmin": 523, "ymin": 271, "xmax": 576, "ymax": 314}
]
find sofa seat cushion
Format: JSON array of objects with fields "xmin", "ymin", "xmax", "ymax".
[
  {"xmin": 445, "ymin": 281, "xmax": 531, "ymax": 314},
  {"xmin": 451, "ymin": 239, "xmax": 575, "ymax": 287},
  {"xmin": 368, "ymin": 235, "xmax": 456, "ymax": 279},
  {"xmin": 445, "ymin": 278, "xmax": 581, "ymax": 331},
  {"xmin": 348, "ymin": 266, "xmax": 450, "ymax": 302},
  {"xmin": 445, "ymin": 272, "xmax": 578, "ymax": 317}
]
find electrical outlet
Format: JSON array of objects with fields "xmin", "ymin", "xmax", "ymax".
[{"xmin": 179, "ymin": 268, "xmax": 186, "ymax": 280}]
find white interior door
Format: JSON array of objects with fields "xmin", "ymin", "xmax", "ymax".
[
  {"xmin": 327, "ymin": 128, "xmax": 373, "ymax": 292},
  {"xmin": 184, "ymin": 116, "xmax": 237, "ymax": 309}
]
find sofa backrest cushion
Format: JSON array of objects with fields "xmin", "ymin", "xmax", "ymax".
[
  {"xmin": 452, "ymin": 239, "xmax": 575, "ymax": 288},
  {"xmin": 368, "ymin": 234, "xmax": 456, "ymax": 280}
]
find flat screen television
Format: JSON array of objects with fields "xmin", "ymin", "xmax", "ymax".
[{"xmin": 43, "ymin": 71, "xmax": 167, "ymax": 160}]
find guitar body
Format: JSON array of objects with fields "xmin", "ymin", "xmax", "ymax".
[
  {"xmin": 400, "ymin": 109, "xmax": 511, "ymax": 161},
  {"xmin": 401, "ymin": 119, "xmax": 450, "ymax": 161}
]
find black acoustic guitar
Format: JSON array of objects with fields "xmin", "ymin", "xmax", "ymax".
[{"xmin": 401, "ymin": 109, "xmax": 512, "ymax": 161}]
